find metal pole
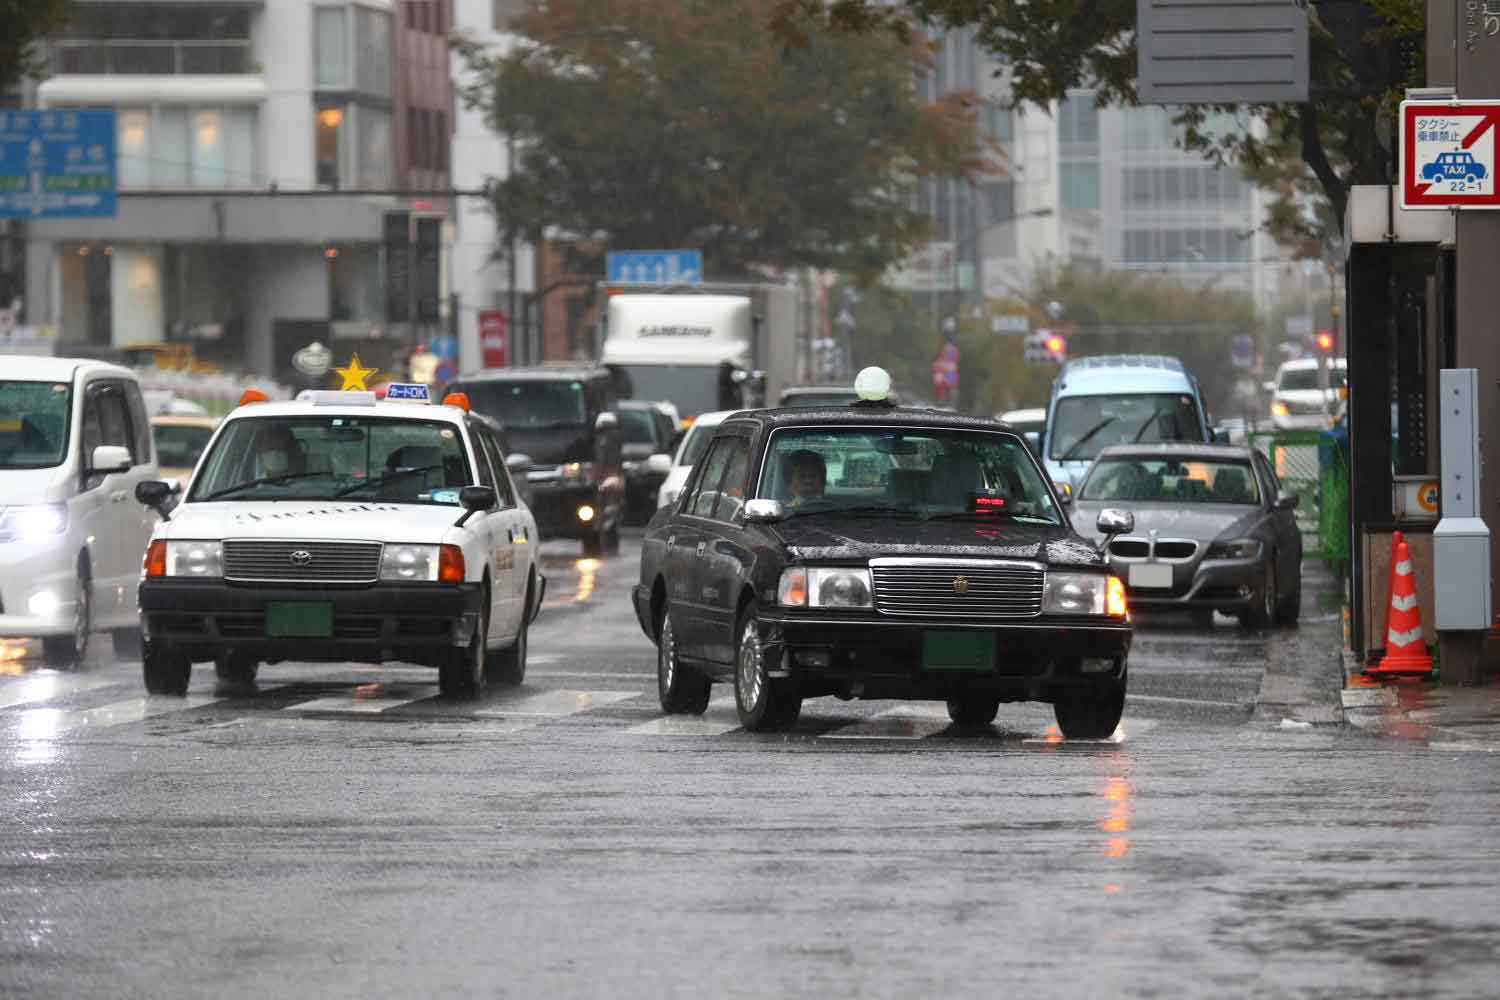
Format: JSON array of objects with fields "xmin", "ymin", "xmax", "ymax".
[{"xmin": 506, "ymin": 135, "xmax": 519, "ymax": 366}]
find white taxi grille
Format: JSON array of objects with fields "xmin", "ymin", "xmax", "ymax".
[{"xmin": 222, "ymin": 540, "xmax": 382, "ymax": 584}]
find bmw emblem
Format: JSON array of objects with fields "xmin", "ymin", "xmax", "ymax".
[{"xmin": 289, "ymin": 550, "xmax": 313, "ymax": 567}]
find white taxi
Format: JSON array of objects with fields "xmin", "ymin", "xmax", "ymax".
[{"xmin": 133, "ymin": 384, "xmax": 543, "ymax": 698}]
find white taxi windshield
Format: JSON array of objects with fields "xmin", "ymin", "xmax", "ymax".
[
  {"xmin": 189, "ymin": 415, "xmax": 473, "ymax": 504},
  {"xmin": 757, "ymin": 427, "xmax": 1059, "ymax": 523}
]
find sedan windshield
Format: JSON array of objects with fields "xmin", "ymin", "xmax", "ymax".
[
  {"xmin": 153, "ymin": 423, "xmax": 215, "ymax": 469},
  {"xmin": 458, "ymin": 381, "xmax": 588, "ymax": 429},
  {"xmin": 0, "ymin": 380, "xmax": 71, "ymax": 469},
  {"xmin": 1082, "ymin": 457, "xmax": 1261, "ymax": 505},
  {"xmin": 1050, "ymin": 393, "xmax": 1204, "ymax": 461},
  {"xmin": 757, "ymin": 426, "xmax": 1059, "ymax": 523},
  {"xmin": 189, "ymin": 416, "xmax": 472, "ymax": 505}
]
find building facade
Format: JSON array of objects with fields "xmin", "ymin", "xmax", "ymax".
[{"xmin": 25, "ymin": 0, "xmax": 455, "ymax": 381}]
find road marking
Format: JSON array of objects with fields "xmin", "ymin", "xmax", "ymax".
[
  {"xmin": 474, "ymin": 689, "xmax": 637, "ymax": 718},
  {"xmin": 820, "ymin": 704, "xmax": 953, "ymax": 741},
  {"xmin": 14, "ymin": 694, "xmax": 221, "ymax": 736},
  {"xmin": 1020, "ymin": 719, "xmax": 1157, "ymax": 745},
  {"xmin": 0, "ymin": 672, "xmax": 116, "ymax": 711},
  {"xmin": 1127, "ymin": 693, "xmax": 1249, "ymax": 710},
  {"xmin": 625, "ymin": 696, "xmax": 741, "ymax": 736},
  {"xmin": 286, "ymin": 685, "xmax": 430, "ymax": 715}
]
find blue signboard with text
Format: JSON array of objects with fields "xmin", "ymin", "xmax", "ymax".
[
  {"xmin": 0, "ymin": 109, "xmax": 117, "ymax": 219},
  {"xmin": 606, "ymin": 249, "xmax": 702, "ymax": 284}
]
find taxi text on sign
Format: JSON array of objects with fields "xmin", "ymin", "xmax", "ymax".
[{"xmin": 1399, "ymin": 100, "xmax": 1500, "ymax": 209}]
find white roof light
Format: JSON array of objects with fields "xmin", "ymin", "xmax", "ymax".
[
  {"xmin": 295, "ymin": 390, "xmax": 377, "ymax": 406},
  {"xmin": 854, "ymin": 366, "xmax": 892, "ymax": 402}
]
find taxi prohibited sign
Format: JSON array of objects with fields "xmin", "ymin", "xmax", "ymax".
[{"xmin": 1400, "ymin": 100, "xmax": 1500, "ymax": 210}]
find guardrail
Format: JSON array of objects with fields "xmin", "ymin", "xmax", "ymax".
[{"xmin": 1249, "ymin": 429, "xmax": 1348, "ymax": 566}]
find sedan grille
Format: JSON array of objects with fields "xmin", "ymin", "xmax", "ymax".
[
  {"xmin": 870, "ymin": 560, "xmax": 1043, "ymax": 618},
  {"xmin": 1154, "ymin": 540, "xmax": 1198, "ymax": 560},
  {"xmin": 222, "ymin": 540, "xmax": 381, "ymax": 584},
  {"xmin": 1109, "ymin": 539, "xmax": 1149, "ymax": 558}
]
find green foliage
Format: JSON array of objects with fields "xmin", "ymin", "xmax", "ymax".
[
  {"xmin": 458, "ymin": 0, "xmax": 986, "ymax": 284},
  {"xmin": 0, "ymin": 0, "xmax": 72, "ymax": 91}
]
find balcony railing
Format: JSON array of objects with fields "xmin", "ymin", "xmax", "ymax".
[{"xmin": 51, "ymin": 40, "xmax": 255, "ymax": 76}]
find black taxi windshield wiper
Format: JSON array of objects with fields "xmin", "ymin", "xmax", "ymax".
[
  {"xmin": 201, "ymin": 470, "xmax": 332, "ymax": 501},
  {"xmin": 333, "ymin": 465, "xmax": 443, "ymax": 498}
]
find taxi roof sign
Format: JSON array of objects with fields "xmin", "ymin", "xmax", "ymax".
[
  {"xmin": 296, "ymin": 389, "xmax": 377, "ymax": 406},
  {"xmin": 1400, "ymin": 99, "xmax": 1500, "ymax": 210},
  {"xmin": 384, "ymin": 382, "xmax": 431, "ymax": 402}
]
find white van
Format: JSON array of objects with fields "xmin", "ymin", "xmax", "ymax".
[
  {"xmin": 0, "ymin": 357, "xmax": 159, "ymax": 665},
  {"xmin": 1042, "ymin": 355, "xmax": 1213, "ymax": 493}
]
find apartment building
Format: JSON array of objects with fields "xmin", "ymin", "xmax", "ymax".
[{"xmin": 25, "ymin": 0, "xmax": 455, "ymax": 380}]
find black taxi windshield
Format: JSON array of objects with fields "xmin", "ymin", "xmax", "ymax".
[
  {"xmin": 757, "ymin": 427, "xmax": 1059, "ymax": 523},
  {"xmin": 189, "ymin": 415, "xmax": 472, "ymax": 504},
  {"xmin": 458, "ymin": 381, "xmax": 588, "ymax": 429}
]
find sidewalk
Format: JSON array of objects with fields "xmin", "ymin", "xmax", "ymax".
[{"xmin": 1341, "ymin": 660, "xmax": 1500, "ymax": 750}]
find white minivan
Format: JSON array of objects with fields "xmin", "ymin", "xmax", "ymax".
[{"xmin": 0, "ymin": 357, "xmax": 159, "ymax": 665}]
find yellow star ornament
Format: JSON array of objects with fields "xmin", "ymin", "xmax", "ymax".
[{"xmin": 334, "ymin": 353, "xmax": 378, "ymax": 391}]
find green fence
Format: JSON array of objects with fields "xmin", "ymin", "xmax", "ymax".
[{"xmin": 1249, "ymin": 430, "xmax": 1348, "ymax": 564}]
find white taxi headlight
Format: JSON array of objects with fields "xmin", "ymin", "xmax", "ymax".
[
  {"xmin": 165, "ymin": 540, "xmax": 223, "ymax": 578},
  {"xmin": 811, "ymin": 568, "xmax": 873, "ymax": 608},
  {"xmin": 0, "ymin": 504, "xmax": 68, "ymax": 541},
  {"xmin": 380, "ymin": 544, "xmax": 440, "ymax": 582},
  {"xmin": 1043, "ymin": 572, "xmax": 1106, "ymax": 615}
]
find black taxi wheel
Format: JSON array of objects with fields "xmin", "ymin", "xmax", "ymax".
[
  {"xmin": 946, "ymin": 692, "xmax": 1000, "ymax": 729},
  {"xmin": 657, "ymin": 604, "xmax": 710, "ymax": 714},
  {"xmin": 1053, "ymin": 682, "xmax": 1125, "ymax": 740},
  {"xmin": 142, "ymin": 645, "xmax": 191, "ymax": 696},
  {"xmin": 734, "ymin": 604, "xmax": 800, "ymax": 732}
]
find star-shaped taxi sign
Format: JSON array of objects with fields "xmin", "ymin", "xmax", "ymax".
[{"xmin": 334, "ymin": 353, "xmax": 378, "ymax": 391}]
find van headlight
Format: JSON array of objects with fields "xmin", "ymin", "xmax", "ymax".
[
  {"xmin": 777, "ymin": 567, "xmax": 873, "ymax": 609},
  {"xmin": 1044, "ymin": 572, "xmax": 1109, "ymax": 615},
  {"xmin": 0, "ymin": 504, "xmax": 68, "ymax": 542},
  {"xmin": 380, "ymin": 544, "xmax": 440, "ymax": 581},
  {"xmin": 560, "ymin": 462, "xmax": 594, "ymax": 485},
  {"xmin": 165, "ymin": 540, "xmax": 223, "ymax": 577}
]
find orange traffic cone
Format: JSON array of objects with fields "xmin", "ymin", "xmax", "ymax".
[
  {"xmin": 1366, "ymin": 540, "xmax": 1434, "ymax": 679},
  {"xmin": 1380, "ymin": 529, "xmax": 1405, "ymax": 651}
]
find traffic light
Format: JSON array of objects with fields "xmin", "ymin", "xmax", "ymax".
[
  {"xmin": 1045, "ymin": 333, "xmax": 1067, "ymax": 362},
  {"xmin": 1316, "ymin": 329, "xmax": 1334, "ymax": 353},
  {"xmin": 1025, "ymin": 330, "xmax": 1066, "ymax": 366}
]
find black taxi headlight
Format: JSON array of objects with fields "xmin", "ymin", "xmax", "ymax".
[
  {"xmin": 1043, "ymin": 572, "xmax": 1106, "ymax": 615},
  {"xmin": 812, "ymin": 568, "xmax": 873, "ymax": 609}
]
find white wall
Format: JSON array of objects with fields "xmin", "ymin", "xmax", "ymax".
[
  {"xmin": 245, "ymin": 246, "xmax": 330, "ymax": 373},
  {"xmin": 110, "ymin": 246, "xmax": 165, "ymax": 345}
]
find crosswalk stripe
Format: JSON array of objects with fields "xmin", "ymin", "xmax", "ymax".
[
  {"xmin": 820, "ymin": 704, "xmax": 953, "ymax": 741},
  {"xmin": 15, "ymin": 694, "xmax": 220, "ymax": 737},
  {"xmin": 0, "ymin": 672, "xmax": 116, "ymax": 711},
  {"xmin": 474, "ymin": 689, "xmax": 637, "ymax": 718},
  {"xmin": 624, "ymin": 696, "xmax": 741, "ymax": 737},
  {"xmin": 287, "ymin": 685, "xmax": 430, "ymax": 715}
]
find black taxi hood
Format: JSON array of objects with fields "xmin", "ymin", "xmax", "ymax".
[
  {"xmin": 505, "ymin": 425, "xmax": 593, "ymax": 465},
  {"xmin": 768, "ymin": 514, "xmax": 1105, "ymax": 569}
]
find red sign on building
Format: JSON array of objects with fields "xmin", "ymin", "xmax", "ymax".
[
  {"xmin": 1400, "ymin": 100, "xmax": 1500, "ymax": 210},
  {"xmin": 479, "ymin": 310, "xmax": 508, "ymax": 369}
]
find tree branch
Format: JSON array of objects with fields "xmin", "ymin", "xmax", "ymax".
[{"xmin": 1300, "ymin": 108, "xmax": 1347, "ymax": 235}]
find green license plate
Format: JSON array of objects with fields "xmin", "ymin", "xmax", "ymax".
[
  {"xmin": 265, "ymin": 602, "xmax": 334, "ymax": 638},
  {"xmin": 922, "ymin": 631, "xmax": 995, "ymax": 672}
]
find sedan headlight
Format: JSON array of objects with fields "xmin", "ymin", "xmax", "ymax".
[
  {"xmin": 560, "ymin": 461, "xmax": 595, "ymax": 485},
  {"xmin": 777, "ymin": 567, "xmax": 874, "ymax": 609},
  {"xmin": 0, "ymin": 504, "xmax": 68, "ymax": 542},
  {"xmin": 1206, "ymin": 538, "xmax": 1262, "ymax": 560},
  {"xmin": 1044, "ymin": 572, "xmax": 1113, "ymax": 615},
  {"xmin": 165, "ymin": 540, "xmax": 222, "ymax": 578},
  {"xmin": 380, "ymin": 544, "xmax": 441, "ymax": 582}
]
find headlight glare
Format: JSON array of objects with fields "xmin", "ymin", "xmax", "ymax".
[
  {"xmin": 379, "ymin": 543, "xmax": 440, "ymax": 581},
  {"xmin": 560, "ymin": 461, "xmax": 594, "ymax": 485},
  {"xmin": 0, "ymin": 504, "xmax": 68, "ymax": 541},
  {"xmin": 165, "ymin": 540, "xmax": 223, "ymax": 577},
  {"xmin": 1044, "ymin": 572, "xmax": 1106, "ymax": 615}
]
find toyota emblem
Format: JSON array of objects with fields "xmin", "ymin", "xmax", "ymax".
[
  {"xmin": 289, "ymin": 549, "xmax": 313, "ymax": 567},
  {"xmin": 953, "ymin": 576, "xmax": 969, "ymax": 595}
]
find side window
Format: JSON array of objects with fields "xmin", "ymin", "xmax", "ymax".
[
  {"xmin": 687, "ymin": 440, "xmax": 734, "ymax": 518},
  {"xmin": 81, "ymin": 391, "xmax": 103, "ymax": 460},
  {"xmin": 476, "ymin": 426, "xmax": 515, "ymax": 508},
  {"xmin": 1254, "ymin": 452, "xmax": 1281, "ymax": 501},
  {"xmin": 123, "ymin": 381, "xmax": 153, "ymax": 464},
  {"xmin": 96, "ymin": 385, "xmax": 132, "ymax": 451},
  {"xmin": 468, "ymin": 428, "xmax": 498, "ymax": 490},
  {"xmin": 712, "ymin": 438, "xmax": 750, "ymax": 521}
]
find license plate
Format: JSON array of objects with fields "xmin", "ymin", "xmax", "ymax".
[
  {"xmin": 265, "ymin": 602, "xmax": 334, "ymax": 638},
  {"xmin": 1128, "ymin": 563, "xmax": 1173, "ymax": 589},
  {"xmin": 922, "ymin": 631, "xmax": 995, "ymax": 672}
]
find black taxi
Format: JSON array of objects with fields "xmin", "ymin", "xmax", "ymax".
[{"xmin": 632, "ymin": 369, "xmax": 1136, "ymax": 737}]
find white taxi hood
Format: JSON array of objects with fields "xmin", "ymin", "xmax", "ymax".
[
  {"xmin": 601, "ymin": 294, "xmax": 753, "ymax": 368},
  {"xmin": 0, "ymin": 467, "xmax": 68, "ymax": 505},
  {"xmin": 159, "ymin": 500, "xmax": 458, "ymax": 544}
]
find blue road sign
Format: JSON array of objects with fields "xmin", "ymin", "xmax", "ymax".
[
  {"xmin": 0, "ymin": 109, "xmax": 117, "ymax": 219},
  {"xmin": 606, "ymin": 249, "xmax": 702, "ymax": 284}
]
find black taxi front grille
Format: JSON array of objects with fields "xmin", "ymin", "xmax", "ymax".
[{"xmin": 870, "ymin": 560, "xmax": 1044, "ymax": 618}]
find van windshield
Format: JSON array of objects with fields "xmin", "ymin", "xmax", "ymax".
[
  {"xmin": 0, "ymin": 381, "xmax": 72, "ymax": 469},
  {"xmin": 1050, "ymin": 393, "xmax": 1204, "ymax": 461},
  {"xmin": 1279, "ymin": 368, "xmax": 1347, "ymax": 391},
  {"xmin": 458, "ymin": 381, "xmax": 588, "ymax": 429}
]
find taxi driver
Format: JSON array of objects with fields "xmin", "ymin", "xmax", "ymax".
[{"xmin": 782, "ymin": 449, "xmax": 826, "ymax": 507}]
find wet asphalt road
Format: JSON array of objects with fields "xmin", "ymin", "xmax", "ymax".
[{"xmin": 3, "ymin": 532, "xmax": 1500, "ymax": 998}]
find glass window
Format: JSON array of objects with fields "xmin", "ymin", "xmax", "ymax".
[
  {"xmin": 1279, "ymin": 366, "xmax": 1348, "ymax": 391},
  {"xmin": 619, "ymin": 408, "xmax": 659, "ymax": 446},
  {"xmin": 1059, "ymin": 95, "xmax": 1098, "ymax": 144},
  {"xmin": 124, "ymin": 382, "xmax": 152, "ymax": 464},
  {"xmin": 316, "ymin": 104, "xmax": 344, "ymax": 188},
  {"xmin": 1049, "ymin": 394, "xmax": 1207, "ymax": 462},
  {"xmin": 355, "ymin": 7, "xmax": 392, "ymax": 97},
  {"xmin": 226, "ymin": 107, "xmax": 256, "ymax": 186},
  {"xmin": 0, "ymin": 381, "xmax": 71, "ymax": 469},
  {"xmin": 609, "ymin": 364, "xmax": 734, "ymax": 420},
  {"xmin": 189, "ymin": 416, "xmax": 473, "ymax": 504},
  {"xmin": 357, "ymin": 105, "xmax": 391, "ymax": 189},
  {"xmin": 118, "ymin": 109, "xmax": 151, "ymax": 188},
  {"xmin": 153, "ymin": 423, "xmax": 214, "ymax": 470},
  {"xmin": 453, "ymin": 380, "xmax": 589, "ymax": 429},
  {"xmin": 155, "ymin": 107, "xmax": 189, "ymax": 186},
  {"xmin": 96, "ymin": 387, "xmax": 132, "ymax": 450},
  {"xmin": 1081, "ymin": 457, "xmax": 1261, "ymax": 505},
  {"xmin": 758, "ymin": 427, "xmax": 1059, "ymax": 523},
  {"xmin": 676, "ymin": 421, "xmax": 717, "ymax": 468},
  {"xmin": 1060, "ymin": 163, "xmax": 1100, "ymax": 210},
  {"xmin": 687, "ymin": 439, "xmax": 735, "ymax": 518},
  {"xmin": 315, "ymin": 6, "xmax": 348, "ymax": 89},
  {"xmin": 712, "ymin": 438, "xmax": 750, "ymax": 521},
  {"xmin": 474, "ymin": 426, "xmax": 515, "ymax": 508},
  {"xmin": 191, "ymin": 110, "xmax": 227, "ymax": 187},
  {"xmin": 1125, "ymin": 168, "xmax": 1151, "ymax": 206}
]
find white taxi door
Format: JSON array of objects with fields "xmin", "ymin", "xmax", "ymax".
[{"xmin": 468, "ymin": 426, "xmax": 522, "ymax": 642}]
